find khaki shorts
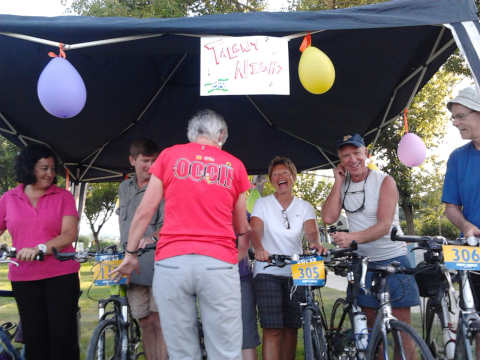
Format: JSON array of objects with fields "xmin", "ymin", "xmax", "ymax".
[{"xmin": 126, "ymin": 284, "xmax": 157, "ymax": 319}]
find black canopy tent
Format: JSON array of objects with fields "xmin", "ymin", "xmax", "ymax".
[{"xmin": 0, "ymin": 0, "xmax": 480, "ymax": 187}]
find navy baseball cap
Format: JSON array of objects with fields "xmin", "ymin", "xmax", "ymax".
[{"xmin": 336, "ymin": 134, "xmax": 365, "ymax": 149}]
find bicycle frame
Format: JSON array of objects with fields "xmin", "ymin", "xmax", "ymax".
[
  {"xmin": 454, "ymin": 270, "xmax": 480, "ymax": 360},
  {"xmin": 329, "ymin": 256, "xmax": 368, "ymax": 360}
]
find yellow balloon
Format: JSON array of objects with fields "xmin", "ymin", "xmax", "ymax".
[
  {"xmin": 367, "ymin": 160, "xmax": 379, "ymax": 171},
  {"xmin": 298, "ymin": 46, "xmax": 335, "ymax": 94}
]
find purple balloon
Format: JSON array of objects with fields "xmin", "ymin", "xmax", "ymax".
[
  {"xmin": 397, "ymin": 133, "xmax": 426, "ymax": 167},
  {"xmin": 37, "ymin": 57, "xmax": 87, "ymax": 118}
]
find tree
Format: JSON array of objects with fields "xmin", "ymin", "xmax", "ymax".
[
  {"xmin": 68, "ymin": 0, "xmax": 265, "ymax": 17},
  {"xmin": 83, "ymin": 182, "xmax": 118, "ymax": 249},
  {"xmin": 0, "ymin": 136, "xmax": 17, "ymax": 195}
]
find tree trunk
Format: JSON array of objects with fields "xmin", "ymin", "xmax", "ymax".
[{"xmin": 402, "ymin": 203, "xmax": 415, "ymax": 235}]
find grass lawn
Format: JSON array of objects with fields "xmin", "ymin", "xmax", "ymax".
[{"xmin": 0, "ymin": 264, "xmax": 423, "ymax": 359}]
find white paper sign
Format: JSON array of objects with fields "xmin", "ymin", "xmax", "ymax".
[{"xmin": 200, "ymin": 36, "xmax": 290, "ymax": 96}]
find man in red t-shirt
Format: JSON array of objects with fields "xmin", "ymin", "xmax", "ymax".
[{"xmin": 113, "ymin": 109, "xmax": 251, "ymax": 359}]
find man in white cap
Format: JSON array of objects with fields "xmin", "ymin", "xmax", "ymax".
[{"xmin": 443, "ymin": 86, "xmax": 480, "ymax": 358}]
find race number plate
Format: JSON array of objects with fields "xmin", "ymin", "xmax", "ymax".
[
  {"xmin": 291, "ymin": 256, "xmax": 325, "ymax": 287},
  {"xmin": 92, "ymin": 254, "xmax": 127, "ymax": 286},
  {"xmin": 442, "ymin": 245, "xmax": 480, "ymax": 270}
]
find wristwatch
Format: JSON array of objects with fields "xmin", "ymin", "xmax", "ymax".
[{"xmin": 37, "ymin": 243, "xmax": 47, "ymax": 253}]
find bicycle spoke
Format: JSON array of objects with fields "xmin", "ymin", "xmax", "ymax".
[{"xmin": 368, "ymin": 320, "xmax": 434, "ymax": 360}]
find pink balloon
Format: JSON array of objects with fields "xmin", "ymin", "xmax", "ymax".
[
  {"xmin": 397, "ymin": 133, "xmax": 426, "ymax": 167},
  {"xmin": 37, "ymin": 57, "xmax": 87, "ymax": 118}
]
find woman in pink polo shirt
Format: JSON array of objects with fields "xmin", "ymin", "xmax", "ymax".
[{"xmin": 0, "ymin": 144, "xmax": 80, "ymax": 360}]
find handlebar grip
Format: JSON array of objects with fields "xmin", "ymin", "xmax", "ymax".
[
  {"xmin": 328, "ymin": 241, "xmax": 358, "ymax": 257},
  {"xmin": 35, "ymin": 251, "xmax": 44, "ymax": 261},
  {"xmin": 51, "ymin": 247, "xmax": 76, "ymax": 261},
  {"xmin": 390, "ymin": 227, "xmax": 441, "ymax": 243}
]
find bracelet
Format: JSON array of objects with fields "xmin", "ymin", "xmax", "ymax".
[
  {"xmin": 237, "ymin": 231, "xmax": 249, "ymax": 237},
  {"xmin": 125, "ymin": 248, "xmax": 138, "ymax": 255}
]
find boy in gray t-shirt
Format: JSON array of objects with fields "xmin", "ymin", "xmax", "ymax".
[{"xmin": 117, "ymin": 138, "xmax": 167, "ymax": 360}]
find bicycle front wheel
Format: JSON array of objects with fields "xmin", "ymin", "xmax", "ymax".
[
  {"xmin": 329, "ymin": 298, "xmax": 357, "ymax": 360},
  {"xmin": 303, "ymin": 307, "xmax": 327, "ymax": 360},
  {"xmin": 368, "ymin": 319, "xmax": 434, "ymax": 360},
  {"xmin": 425, "ymin": 298, "xmax": 455, "ymax": 360},
  {"xmin": 86, "ymin": 319, "xmax": 122, "ymax": 360}
]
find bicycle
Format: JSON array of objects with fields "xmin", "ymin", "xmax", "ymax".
[
  {"xmin": 53, "ymin": 244, "xmax": 154, "ymax": 360},
  {"xmin": 326, "ymin": 245, "xmax": 369, "ymax": 360},
  {"xmin": 391, "ymin": 227, "xmax": 480, "ymax": 360},
  {"xmin": 0, "ymin": 244, "xmax": 44, "ymax": 360},
  {"xmin": 265, "ymin": 251, "xmax": 329, "ymax": 360},
  {"xmin": 364, "ymin": 257, "xmax": 434, "ymax": 360}
]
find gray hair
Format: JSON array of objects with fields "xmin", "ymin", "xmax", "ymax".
[{"xmin": 187, "ymin": 109, "xmax": 229, "ymax": 146}]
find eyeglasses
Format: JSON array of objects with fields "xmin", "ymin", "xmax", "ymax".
[
  {"xmin": 281, "ymin": 209, "xmax": 290, "ymax": 229},
  {"xmin": 342, "ymin": 171, "xmax": 369, "ymax": 213},
  {"xmin": 451, "ymin": 110, "xmax": 476, "ymax": 122}
]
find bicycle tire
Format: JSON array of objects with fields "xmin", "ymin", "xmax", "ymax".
[
  {"xmin": 425, "ymin": 297, "xmax": 455, "ymax": 360},
  {"xmin": 127, "ymin": 319, "xmax": 143, "ymax": 360},
  {"xmin": 0, "ymin": 328, "xmax": 21, "ymax": 360},
  {"xmin": 86, "ymin": 319, "xmax": 123, "ymax": 360},
  {"xmin": 329, "ymin": 298, "xmax": 357, "ymax": 360},
  {"xmin": 368, "ymin": 319, "xmax": 434, "ymax": 360},
  {"xmin": 303, "ymin": 307, "xmax": 327, "ymax": 360}
]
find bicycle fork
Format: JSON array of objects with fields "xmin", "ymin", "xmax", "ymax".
[
  {"xmin": 97, "ymin": 297, "xmax": 130, "ymax": 360},
  {"xmin": 455, "ymin": 271, "xmax": 480, "ymax": 360}
]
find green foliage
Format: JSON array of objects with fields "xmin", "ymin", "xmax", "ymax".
[
  {"xmin": 0, "ymin": 231, "xmax": 11, "ymax": 245},
  {"xmin": 420, "ymin": 218, "xmax": 459, "ymax": 240},
  {"xmin": 288, "ymin": 0, "xmax": 385, "ymax": 11},
  {"xmin": 0, "ymin": 136, "xmax": 18, "ymax": 195},
  {"xmin": 84, "ymin": 182, "xmax": 118, "ymax": 248},
  {"xmin": 69, "ymin": 0, "xmax": 265, "ymax": 17},
  {"xmin": 293, "ymin": 172, "xmax": 332, "ymax": 220}
]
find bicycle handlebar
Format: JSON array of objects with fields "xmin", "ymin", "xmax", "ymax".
[
  {"xmin": 0, "ymin": 244, "xmax": 44, "ymax": 264},
  {"xmin": 390, "ymin": 226, "xmax": 470, "ymax": 248},
  {"xmin": 265, "ymin": 242, "xmax": 359, "ymax": 269},
  {"xmin": 52, "ymin": 243, "xmax": 156, "ymax": 262}
]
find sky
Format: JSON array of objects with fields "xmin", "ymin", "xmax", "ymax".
[{"xmin": 0, "ymin": 0, "xmax": 471, "ymax": 237}]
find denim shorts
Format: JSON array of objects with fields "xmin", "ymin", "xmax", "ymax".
[{"xmin": 356, "ymin": 255, "xmax": 420, "ymax": 308}]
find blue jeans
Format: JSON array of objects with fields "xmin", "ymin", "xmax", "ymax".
[{"xmin": 356, "ymin": 255, "xmax": 420, "ymax": 308}]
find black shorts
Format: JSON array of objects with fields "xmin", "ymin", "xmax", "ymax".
[{"xmin": 253, "ymin": 274, "xmax": 305, "ymax": 329}]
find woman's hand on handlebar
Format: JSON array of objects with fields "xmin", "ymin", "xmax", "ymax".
[
  {"xmin": 309, "ymin": 242, "xmax": 327, "ymax": 255},
  {"xmin": 254, "ymin": 247, "xmax": 270, "ymax": 262},
  {"xmin": 16, "ymin": 247, "xmax": 41, "ymax": 261},
  {"xmin": 331, "ymin": 231, "xmax": 354, "ymax": 248}
]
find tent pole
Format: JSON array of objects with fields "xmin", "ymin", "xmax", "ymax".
[
  {"xmin": 0, "ymin": 32, "xmax": 164, "ymax": 50},
  {"xmin": 246, "ymin": 95, "xmax": 336, "ymax": 167},
  {"xmin": 370, "ymin": 28, "xmax": 448, "ymax": 148},
  {"xmin": 132, "ymin": 53, "xmax": 187, "ymax": 125},
  {"xmin": 79, "ymin": 146, "xmax": 106, "ymax": 181},
  {"xmin": 79, "ymin": 52, "xmax": 188, "ymax": 168}
]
